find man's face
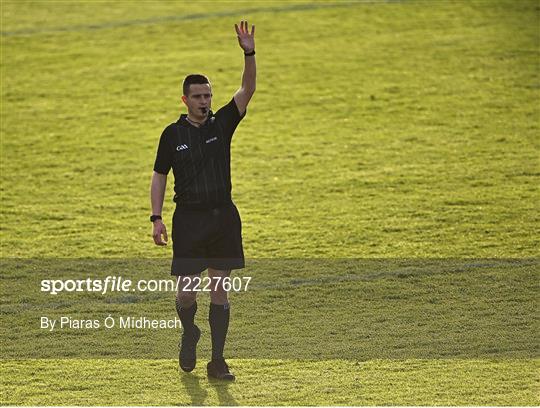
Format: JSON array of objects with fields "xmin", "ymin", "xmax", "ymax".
[{"xmin": 182, "ymin": 83, "xmax": 212, "ymax": 118}]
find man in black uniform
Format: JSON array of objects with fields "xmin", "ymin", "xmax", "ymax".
[{"xmin": 150, "ymin": 21, "xmax": 256, "ymax": 381}]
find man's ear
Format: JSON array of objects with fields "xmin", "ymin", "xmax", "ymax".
[{"xmin": 181, "ymin": 95, "xmax": 188, "ymax": 105}]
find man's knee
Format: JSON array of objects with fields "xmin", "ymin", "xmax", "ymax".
[
  {"xmin": 176, "ymin": 275, "xmax": 198, "ymax": 307},
  {"xmin": 209, "ymin": 292, "xmax": 228, "ymax": 305},
  {"xmin": 209, "ymin": 285, "xmax": 228, "ymax": 304},
  {"xmin": 176, "ymin": 290, "xmax": 197, "ymax": 308},
  {"xmin": 207, "ymin": 268, "xmax": 230, "ymax": 305}
]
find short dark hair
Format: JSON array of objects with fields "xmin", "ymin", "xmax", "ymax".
[{"xmin": 183, "ymin": 74, "xmax": 210, "ymax": 96}]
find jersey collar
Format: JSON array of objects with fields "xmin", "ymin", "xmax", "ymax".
[{"xmin": 178, "ymin": 111, "xmax": 215, "ymax": 128}]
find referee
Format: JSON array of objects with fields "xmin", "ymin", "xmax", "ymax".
[{"xmin": 150, "ymin": 21, "xmax": 256, "ymax": 381}]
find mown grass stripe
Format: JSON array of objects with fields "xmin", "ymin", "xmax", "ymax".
[
  {"xmin": 1, "ymin": 358, "xmax": 537, "ymax": 405},
  {"xmin": 0, "ymin": 1, "xmax": 401, "ymax": 37},
  {"xmin": 245, "ymin": 258, "xmax": 539, "ymax": 290}
]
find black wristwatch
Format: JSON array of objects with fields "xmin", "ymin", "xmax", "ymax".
[
  {"xmin": 244, "ymin": 49, "xmax": 255, "ymax": 56},
  {"xmin": 150, "ymin": 215, "xmax": 162, "ymax": 222}
]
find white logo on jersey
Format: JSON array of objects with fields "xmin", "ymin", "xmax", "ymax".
[
  {"xmin": 205, "ymin": 137, "xmax": 218, "ymax": 144},
  {"xmin": 176, "ymin": 144, "xmax": 188, "ymax": 151}
]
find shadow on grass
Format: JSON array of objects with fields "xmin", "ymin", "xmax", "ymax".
[
  {"xmin": 179, "ymin": 370, "xmax": 238, "ymax": 406},
  {"xmin": 179, "ymin": 372, "xmax": 208, "ymax": 406},
  {"xmin": 208, "ymin": 378, "xmax": 238, "ymax": 406}
]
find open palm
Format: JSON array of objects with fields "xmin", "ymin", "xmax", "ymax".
[{"xmin": 235, "ymin": 20, "xmax": 255, "ymax": 52}]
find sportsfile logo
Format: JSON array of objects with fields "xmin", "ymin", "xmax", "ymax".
[
  {"xmin": 176, "ymin": 144, "xmax": 188, "ymax": 151},
  {"xmin": 40, "ymin": 276, "xmax": 252, "ymax": 295}
]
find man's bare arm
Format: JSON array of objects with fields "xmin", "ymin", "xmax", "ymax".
[
  {"xmin": 234, "ymin": 20, "xmax": 256, "ymax": 115},
  {"xmin": 150, "ymin": 171, "xmax": 168, "ymax": 246}
]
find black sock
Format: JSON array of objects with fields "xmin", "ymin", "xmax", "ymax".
[
  {"xmin": 209, "ymin": 302, "xmax": 230, "ymax": 360},
  {"xmin": 176, "ymin": 299, "xmax": 197, "ymax": 335}
]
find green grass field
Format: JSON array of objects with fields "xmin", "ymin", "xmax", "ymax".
[{"xmin": 1, "ymin": 0, "xmax": 539, "ymax": 405}]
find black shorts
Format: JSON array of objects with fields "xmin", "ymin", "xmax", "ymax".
[{"xmin": 171, "ymin": 202, "xmax": 245, "ymax": 276}]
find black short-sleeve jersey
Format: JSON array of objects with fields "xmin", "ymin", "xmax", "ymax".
[{"xmin": 153, "ymin": 97, "xmax": 246, "ymax": 208}]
